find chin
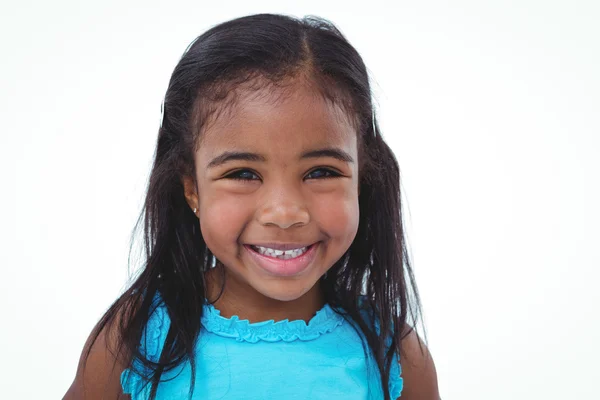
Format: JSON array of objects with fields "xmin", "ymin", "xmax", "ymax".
[{"xmin": 251, "ymin": 279, "xmax": 317, "ymax": 303}]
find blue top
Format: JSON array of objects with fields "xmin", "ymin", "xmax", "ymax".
[{"xmin": 120, "ymin": 296, "xmax": 403, "ymax": 399}]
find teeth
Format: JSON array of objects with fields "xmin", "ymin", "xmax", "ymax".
[{"xmin": 253, "ymin": 245, "xmax": 309, "ymax": 260}]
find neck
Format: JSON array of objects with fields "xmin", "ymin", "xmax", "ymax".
[{"xmin": 204, "ymin": 265, "xmax": 325, "ymax": 324}]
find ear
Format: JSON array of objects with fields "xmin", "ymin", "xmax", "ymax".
[{"xmin": 182, "ymin": 175, "xmax": 199, "ymax": 215}]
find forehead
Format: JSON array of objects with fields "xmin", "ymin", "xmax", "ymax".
[{"xmin": 196, "ymin": 80, "xmax": 357, "ymax": 158}]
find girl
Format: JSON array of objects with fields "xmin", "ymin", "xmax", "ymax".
[{"xmin": 65, "ymin": 13, "xmax": 439, "ymax": 400}]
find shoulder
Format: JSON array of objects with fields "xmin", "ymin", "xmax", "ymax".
[
  {"xmin": 63, "ymin": 302, "xmax": 134, "ymax": 400},
  {"xmin": 355, "ymin": 296, "xmax": 439, "ymax": 399},
  {"xmin": 398, "ymin": 326, "xmax": 440, "ymax": 400},
  {"xmin": 63, "ymin": 293, "xmax": 171, "ymax": 400}
]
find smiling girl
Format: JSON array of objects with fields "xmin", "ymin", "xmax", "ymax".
[{"xmin": 65, "ymin": 13, "xmax": 439, "ymax": 400}]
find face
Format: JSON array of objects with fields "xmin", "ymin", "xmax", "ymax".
[{"xmin": 184, "ymin": 79, "xmax": 359, "ymax": 306}]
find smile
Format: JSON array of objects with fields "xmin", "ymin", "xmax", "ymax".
[
  {"xmin": 249, "ymin": 245, "xmax": 309, "ymax": 260},
  {"xmin": 244, "ymin": 243, "xmax": 320, "ymax": 277}
]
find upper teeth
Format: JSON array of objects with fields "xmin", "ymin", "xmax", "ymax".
[{"xmin": 253, "ymin": 245, "xmax": 309, "ymax": 260}]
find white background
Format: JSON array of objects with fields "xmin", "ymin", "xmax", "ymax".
[{"xmin": 1, "ymin": 1, "xmax": 598, "ymax": 399}]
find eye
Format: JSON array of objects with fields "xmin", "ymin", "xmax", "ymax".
[
  {"xmin": 225, "ymin": 169, "xmax": 260, "ymax": 181},
  {"xmin": 305, "ymin": 168, "xmax": 341, "ymax": 180}
]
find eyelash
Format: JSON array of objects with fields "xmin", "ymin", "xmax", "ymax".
[
  {"xmin": 225, "ymin": 168, "xmax": 341, "ymax": 181},
  {"xmin": 305, "ymin": 168, "xmax": 341, "ymax": 180},
  {"xmin": 226, "ymin": 169, "xmax": 260, "ymax": 181}
]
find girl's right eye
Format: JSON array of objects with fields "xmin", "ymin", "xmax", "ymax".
[{"xmin": 224, "ymin": 169, "xmax": 260, "ymax": 181}]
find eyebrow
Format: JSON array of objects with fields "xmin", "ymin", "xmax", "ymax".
[
  {"xmin": 206, "ymin": 147, "xmax": 354, "ymax": 169},
  {"xmin": 300, "ymin": 148, "xmax": 354, "ymax": 163},
  {"xmin": 207, "ymin": 152, "xmax": 267, "ymax": 168}
]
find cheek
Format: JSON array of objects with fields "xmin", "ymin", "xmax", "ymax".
[
  {"xmin": 311, "ymin": 188, "xmax": 360, "ymax": 242},
  {"xmin": 198, "ymin": 192, "xmax": 251, "ymax": 249}
]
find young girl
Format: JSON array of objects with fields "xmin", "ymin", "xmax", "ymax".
[{"xmin": 65, "ymin": 13, "xmax": 439, "ymax": 400}]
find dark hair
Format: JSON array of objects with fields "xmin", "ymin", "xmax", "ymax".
[{"xmin": 83, "ymin": 13, "xmax": 423, "ymax": 400}]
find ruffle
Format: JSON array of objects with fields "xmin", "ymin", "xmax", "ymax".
[
  {"xmin": 143, "ymin": 303, "xmax": 167, "ymax": 360},
  {"xmin": 201, "ymin": 301, "xmax": 345, "ymax": 343},
  {"xmin": 121, "ymin": 297, "xmax": 168, "ymax": 398},
  {"xmin": 389, "ymin": 354, "xmax": 404, "ymax": 399},
  {"xmin": 357, "ymin": 296, "xmax": 403, "ymax": 398},
  {"xmin": 120, "ymin": 368, "xmax": 146, "ymax": 399}
]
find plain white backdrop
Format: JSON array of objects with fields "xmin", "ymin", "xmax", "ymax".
[{"xmin": 1, "ymin": 0, "xmax": 598, "ymax": 399}]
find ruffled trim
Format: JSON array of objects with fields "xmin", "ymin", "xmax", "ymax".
[
  {"xmin": 357, "ymin": 295, "xmax": 403, "ymax": 398},
  {"xmin": 201, "ymin": 301, "xmax": 345, "ymax": 343},
  {"xmin": 143, "ymin": 303, "xmax": 166, "ymax": 360},
  {"xmin": 120, "ymin": 368, "xmax": 145, "ymax": 398},
  {"xmin": 389, "ymin": 355, "xmax": 404, "ymax": 399},
  {"xmin": 121, "ymin": 297, "xmax": 168, "ymax": 398}
]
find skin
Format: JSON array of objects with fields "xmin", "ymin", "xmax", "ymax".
[{"xmin": 183, "ymin": 78, "xmax": 360, "ymax": 323}]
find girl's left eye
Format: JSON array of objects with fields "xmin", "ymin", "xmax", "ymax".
[
  {"xmin": 305, "ymin": 168, "xmax": 341, "ymax": 180},
  {"xmin": 225, "ymin": 169, "xmax": 260, "ymax": 181}
]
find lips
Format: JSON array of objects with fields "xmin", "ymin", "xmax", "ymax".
[{"xmin": 244, "ymin": 242, "xmax": 320, "ymax": 277}]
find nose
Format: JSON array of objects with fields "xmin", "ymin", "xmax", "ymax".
[{"xmin": 257, "ymin": 184, "xmax": 310, "ymax": 229}]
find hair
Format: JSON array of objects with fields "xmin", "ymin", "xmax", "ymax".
[{"xmin": 83, "ymin": 13, "xmax": 423, "ymax": 400}]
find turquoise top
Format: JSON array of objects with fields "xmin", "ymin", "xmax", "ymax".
[{"xmin": 120, "ymin": 296, "xmax": 403, "ymax": 399}]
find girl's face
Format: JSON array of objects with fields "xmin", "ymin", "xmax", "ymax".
[{"xmin": 184, "ymin": 79, "xmax": 359, "ymax": 306}]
